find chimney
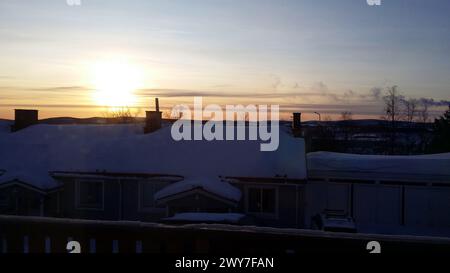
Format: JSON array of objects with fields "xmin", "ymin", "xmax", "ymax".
[
  {"xmin": 12, "ymin": 109, "xmax": 39, "ymax": 132},
  {"xmin": 292, "ymin": 112, "xmax": 302, "ymax": 137},
  {"xmin": 144, "ymin": 98, "xmax": 162, "ymax": 134}
]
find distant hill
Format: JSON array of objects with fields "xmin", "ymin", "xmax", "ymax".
[
  {"xmin": 2, "ymin": 116, "xmax": 434, "ymax": 128},
  {"xmin": 39, "ymin": 117, "xmax": 146, "ymax": 125},
  {"xmin": 302, "ymin": 119, "xmax": 432, "ymax": 128}
]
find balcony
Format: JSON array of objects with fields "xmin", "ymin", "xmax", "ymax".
[{"xmin": 1, "ymin": 215, "xmax": 449, "ymax": 254}]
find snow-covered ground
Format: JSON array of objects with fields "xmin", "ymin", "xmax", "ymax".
[{"xmin": 163, "ymin": 212, "xmax": 246, "ymax": 224}]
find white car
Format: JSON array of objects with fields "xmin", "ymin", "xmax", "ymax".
[{"xmin": 311, "ymin": 212, "xmax": 357, "ymax": 233}]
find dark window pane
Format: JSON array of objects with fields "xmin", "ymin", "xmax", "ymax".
[
  {"xmin": 78, "ymin": 182, "xmax": 103, "ymax": 208},
  {"xmin": 262, "ymin": 189, "xmax": 276, "ymax": 213},
  {"xmin": 248, "ymin": 188, "xmax": 261, "ymax": 213},
  {"xmin": 0, "ymin": 192, "xmax": 8, "ymax": 207},
  {"xmin": 141, "ymin": 182, "xmax": 155, "ymax": 208},
  {"xmin": 141, "ymin": 181, "xmax": 167, "ymax": 209}
]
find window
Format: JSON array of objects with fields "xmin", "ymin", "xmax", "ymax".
[
  {"xmin": 76, "ymin": 180, "xmax": 104, "ymax": 210},
  {"xmin": 247, "ymin": 187, "xmax": 277, "ymax": 215},
  {"xmin": 0, "ymin": 192, "xmax": 8, "ymax": 207},
  {"xmin": 139, "ymin": 181, "xmax": 168, "ymax": 210}
]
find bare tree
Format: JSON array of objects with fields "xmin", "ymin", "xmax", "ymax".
[
  {"xmin": 400, "ymin": 98, "xmax": 419, "ymax": 153},
  {"xmin": 162, "ymin": 111, "xmax": 173, "ymax": 119},
  {"xmin": 418, "ymin": 99, "xmax": 431, "ymax": 123},
  {"xmin": 340, "ymin": 111, "xmax": 353, "ymax": 121},
  {"xmin": 382, "ymin": 86, "xmax": 404, "ymax": 154},
  {"xmin": 340, "ymin": 111, "xmax": 354, "ymax": 149},
  {"xmin": 402, "ymin": 98, "xmax": 418, "ymax": 124},
  {"xmin": 416, "ymin": 99, "xmax": 433, "ymax": 152},
  {"xmin": 103, "ymin": 107, "xmax": 139, "ymax": 123},
  {"xmin": 383, "ymin": 85, "xmax": 404, "ymax": 124}
]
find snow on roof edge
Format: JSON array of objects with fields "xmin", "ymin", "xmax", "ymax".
[
  {"xmin": 154, "ymin": 177, "xmax": 242, "ymax": 202},
  {"xmin": 163, "ymin": 212, "xmax": 246, "ymax": 223},
  {"xmin": 307, "ymin": 151, "xmax": 450, "ymax": 178}
]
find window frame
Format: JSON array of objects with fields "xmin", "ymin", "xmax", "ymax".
[
  {"xmin": 75, "ymin": 179, "xmax": 105, "ymax": 211},
  {"xmin": 137, "ymin": 180, "xmax": 169, "ymax": 213},
  {"xmin": 245, "ymin": 185, "xmax": 279, "ymax": 219}
]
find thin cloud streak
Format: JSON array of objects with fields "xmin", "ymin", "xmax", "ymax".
[{"xmin": 1, "ymin": 85, "xmax": 448, "ymax": 120}]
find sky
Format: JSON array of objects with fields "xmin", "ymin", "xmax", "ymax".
[{"xmin": 0, "ymin": 0, "xmax": 450, "ymax": 120}]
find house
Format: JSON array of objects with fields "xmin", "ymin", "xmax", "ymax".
[
  {"xmin": 0, "ymin": 176, "xmax": 60, "ymax": 217},
  {"xmin": 305, "ymin": 152, "xmax": 450, "ymax": 237},
  {"xmin": 0, "ymin": 118, "xmax": 61, "ymax": 217},
  {"xmin": 0, "ymin": 112, "xmax": 308, "ymax": 228},
  {"xmin": 1, "ymin": 109, "xmax": 450, "ymax": 237}
]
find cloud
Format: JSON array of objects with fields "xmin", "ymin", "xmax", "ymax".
[
  {"xmin": 341, "ymin": 87, "xmax": 386, "ymax": 102},
  {"xmin": 136, "ymin": 88, "xmax": 236, "ymax": 98},
  {"xmin": 0, "ymin": 103, "xmax": 98, "ymax": 108},
  {"xmin": 279, "ymin": 103, "xmax": 382, "ymax": 116},
  {"xmin": 370, "ymin": 87, "xmax": 382, "ymax": 100},
  {"xmin": 270, "ymin": 75, "xmax": 282, "ymax": 91},
  {"xmin": 136, "ymin": 85, "xmax": 383, "ymax": 104},
  {"xmin": 343, "ymin": 89, "xmax": 355, "ymax": 99},
  {"xmin": 418, "ymin": 98, "xmax": 450, "ymax": 107},
  {"xmin": 362, "ymin": 86, "xmax": 449, "ymax": 107},
  {"xmin": 307, "ymin": 81, "xmax": 342, "ymax": 101},
  {"xmin": 210, "ymin": 84, "xmax": 233, "ymax": 88},
  {"xmin": 136, "ymin": 88, "xmax": 346, "ymax": 101},
  {"xmin": 0, "ymin": 85, "xmax": 92, "ymax": 93},
  {"xmin": 1, "ymin": 84, "xmax": 448, "ymax": 116},
  {"xmin": 31, "ymin": 86, "xmax": 92, "ymax": 92},
  {"xmin": 312, "ymin": 81, "xmax": 329, "ymax": 93}
]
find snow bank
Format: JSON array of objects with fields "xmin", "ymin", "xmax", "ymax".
[
  {"xmin": 164, "ymin": 213, "xmax": 246, "ymax": 223},
  {"xmin": 0, "ymin": 123, "xmax": 306, "ymax": 189}
]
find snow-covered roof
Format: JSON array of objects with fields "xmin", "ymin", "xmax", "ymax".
[
  {"xmin": 307, "ymin": 151, "xmax": 450, "ymax": 182},
  {"xmin": 163, "ymin": 213, "xmax": 246, "ymax": 224},
  {"xmin": 0, "ymin": 121, "xmax": 306, "ymax": 190},
  {"xmin": 154, "ymin": 177, "xmax": 242, "ymax": 202}
]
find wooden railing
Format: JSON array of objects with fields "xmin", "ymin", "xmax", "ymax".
[{"xmin": 1, "ymin": 215, "xmax": 450, "ymax": 254}]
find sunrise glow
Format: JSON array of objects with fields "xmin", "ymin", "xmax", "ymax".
[{"xmin": 91, "ymin": 59, "xmax": 143, "ymax": 107}]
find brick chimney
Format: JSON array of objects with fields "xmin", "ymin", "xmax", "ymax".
[
  {"xmin": 292, "ymin": 112, "xmax": 302, "ymax": 137},
  {"xmin": 12, "ymin": 109, "xmax": 39, "ymax": 132},
  {"xmin": 144, "ymin": 98, "xmax": 162, "ymax": 134}
]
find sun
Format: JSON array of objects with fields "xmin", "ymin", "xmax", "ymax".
[{"xmin": 91, "ymin": 59, "xmax": 143, "ymax": 107}]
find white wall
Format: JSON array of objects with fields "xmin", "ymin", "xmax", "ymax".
[
  {"xmin": 405, "ymin": 186, "xmax": 450, "ymax": 229},
  {"xmin": 305, "ymin": 181, "xmax": 450, "ymax": 237},
  {"xmin": 353, "ymin": 184, "xmax": 402, "ymax": 226}
]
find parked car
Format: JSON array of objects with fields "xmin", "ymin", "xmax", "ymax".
[{"xmin": 311, "ymin": 211, "xmax": 357, "ymax": 233}]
